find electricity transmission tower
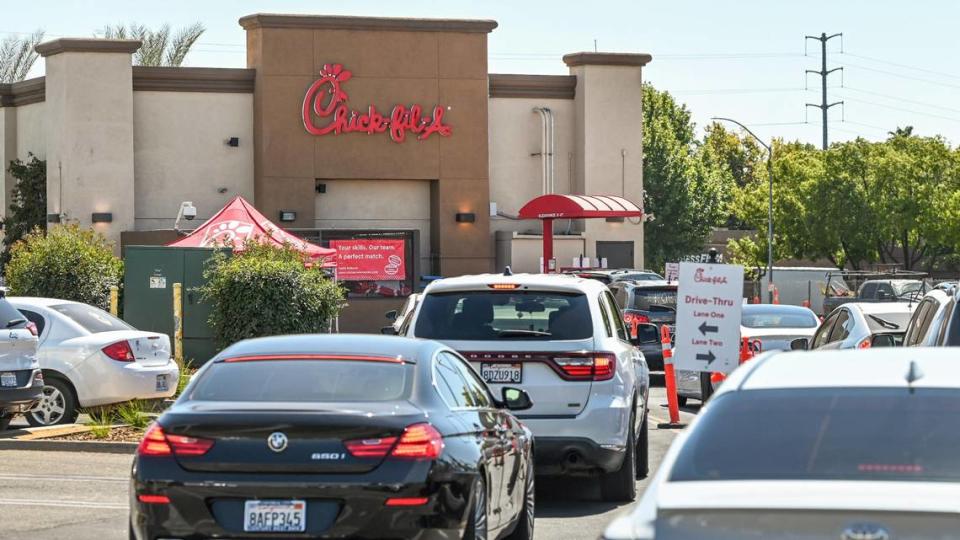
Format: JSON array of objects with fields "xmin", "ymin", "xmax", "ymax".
[{"xmin": 805, "ymin": 32, "xmax": 843, "ymax": 150}]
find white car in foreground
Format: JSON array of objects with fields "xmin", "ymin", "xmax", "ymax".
[
  {"xmin": 604, "ymin": 347, "xmax": 960, "ymax": 540},
  {"xmin": 9, "ymin": 297, "xmax": 179, "ymax": 426}
]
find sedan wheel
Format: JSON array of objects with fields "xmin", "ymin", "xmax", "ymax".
[
  {"xmin": 464, "ymin": 476, "xmax": 488, "ymax": 540},
  {"xmin": 27, "ymin": 379, "xmax": 78, "ymax": 427},
  {"xmin": 505, "ymin": 460, "xmax": 535, "ymax": 540}
]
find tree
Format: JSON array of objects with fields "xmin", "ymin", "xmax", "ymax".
[
  {"xmin": 642, "ymin": 84, "xmax": 732, "ymax": 270},
  {"xmin": 100, "ymin": 23, "xmax": 204, "ymax": 67},
  {"xmin": 5, "ymin": 225, "xmax": 123, "ymax": 310},
  {"xmin": 0, "ymin": 30, "xmax": 44, "ymax": 83},
  {"xmin": 2, "ymin": 154, "xmax": 46, "ymax": 268}
]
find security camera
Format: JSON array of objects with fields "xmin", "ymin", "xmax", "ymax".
[
  {"xmin": 174, "ymin": 201, "xmax": 198, "ymax": 234},
  {"xmin": 182, "ymin": 202, "xmax": 197, "ymax": 221}
]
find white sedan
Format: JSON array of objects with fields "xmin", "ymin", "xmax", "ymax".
[
  {"xmin": 604, "ymin": 347, "xmax": 960, "ymax": 539},
  {"xmin": 9, "ymin": 297, "xmax": 179, "ymax": 426}
]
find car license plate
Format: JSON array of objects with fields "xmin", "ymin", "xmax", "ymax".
[
  {"xmin": 481, "ymin": 363, "xmax": 522, "ymax": 384},
  {"xmin": 1, "ymin": 372, "xmax": 16, "ymax": 387},
  {"xmin": 155, "ymin": 374, "xmax": 168, "ymax": 392},
  {"xmin": 243, "ymin": 500, "xmax": 306, "ymax": 533}
]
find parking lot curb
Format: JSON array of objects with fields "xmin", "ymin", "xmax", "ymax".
[{"xmin": 0, "ymin": 438, "xmax": 137, "ymax": 454}]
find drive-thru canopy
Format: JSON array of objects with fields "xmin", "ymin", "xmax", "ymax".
[
  {"xmin": 167, "ymin": 196, "xmax": 336, "ymax": 266},
  {"xmin": 517, "ymin": 194, "xmax": 643, "ymax": 272}
]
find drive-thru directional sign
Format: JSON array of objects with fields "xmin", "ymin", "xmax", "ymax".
[{"xmin": 674, "ymin": 262, "xmax": 744, "ymax": 374}]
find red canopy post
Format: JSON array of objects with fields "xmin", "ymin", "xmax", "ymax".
[
  {"xmin": 517, "ymin": 194, "xmax": 643, "ymax": 274},
  {"xmin": 542, "ymin": 218, "xmax": 553, "ymax": 273}
]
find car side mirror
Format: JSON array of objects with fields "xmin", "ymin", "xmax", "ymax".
[
  {"xmin": 872, "ymin": 334, "xmax": 897, "ymax": 348},
  {"xmin": 877, "ymin": 290, "xmax": 891, "ymax": 301},
  {"xmin": 380, "ymin": 326, "xmax": 398, "ymax": 335},
  {"xmin": 384, "ymin": 310, "xmax": 398, "ymax": 321},
  {"xmin": 630, "ymin": 323, "xmax": 663, "ymax": 346},
  {"xmin": 790, "ymin": 337, "xmax": 809, "ymax": 351},
  {"xmin": 500, "ymin": 387, "xmax": 533, "ymax": 411}
]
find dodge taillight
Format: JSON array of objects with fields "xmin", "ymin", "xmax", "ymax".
[
  {"xmin": 102, "ymin": 340, "xmax": 135, "ymax": 362},
  {"xmin": 138, "ymin": 424, "xmax": 214, "ymax": 457},
  {"xmin": 553, "ymin": 353, "xmax": 616, "ymax": 381}
]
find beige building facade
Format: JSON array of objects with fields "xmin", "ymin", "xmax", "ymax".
[{"xmin": 0, "ymin": 14, "xmax": 650, "ymax": 331}]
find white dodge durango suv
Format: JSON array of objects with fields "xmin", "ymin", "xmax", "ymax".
[{"xmin": 406, "ymin": 271, "xmax": 650, "ymax": 501}]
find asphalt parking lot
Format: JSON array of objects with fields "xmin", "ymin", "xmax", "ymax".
[{"xmin": 0, "ymin": 384, "xmax": 698, "ymax": 540}]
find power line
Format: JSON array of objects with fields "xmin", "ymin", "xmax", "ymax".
[
  {"xmin": 836, "ymin": 60, "xmax": 960, "ymax": 90},
  {"xmin": 840, "ymin": 51, "xmax": 960, "ymax": 81},
  {"xmin": 840, "ymin": 86, "xmax": 960, "ymax": 115},
  {"xmin": 673, "ymin": 87, "xmax": 807, "ymax": 96},
  {"xmin": 835, "ymin": 94, "xmax": 960, "ymax": 123}
]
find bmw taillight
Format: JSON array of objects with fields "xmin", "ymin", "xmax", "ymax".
[
  {"xmin": 344, "ymin": 436, "xmax": 399, "ymax": 458},
  {"xmin": 138, "ymin": 424, "xmax": 214, "ymax": 457},
  {"xmin": 102, "ymin": 340, "xmax": 135, "ymax": 362},
  {"xmin": 390, "ymin": 423, "xmax": 443, "ymax": 460},
  {"xmin": 553, "ymin": 353, "xmax": 616, "ymax": 381}
]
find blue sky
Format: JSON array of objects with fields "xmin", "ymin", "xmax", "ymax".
[{"xmin": 6, "ymin": 0, "xmax": 960, "ymax": 146}]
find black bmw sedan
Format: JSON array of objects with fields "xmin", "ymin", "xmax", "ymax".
[{"xmin": 129, "ymin": 334, "xmax": 535, "ymax": 540}]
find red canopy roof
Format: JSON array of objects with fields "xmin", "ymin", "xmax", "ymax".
[
  {"xmin": 167, "ymin": 196, "xmax": 336, "ymax": 267},
  {"xmin": 517, "ymin": 194, "xmax": 643, "ymax": 220}
]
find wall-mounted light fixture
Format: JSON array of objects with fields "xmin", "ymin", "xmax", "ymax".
[
  {"xmin": 455, "ymin": 212, "xmax": 476, "ymax": 223},
  {"xmin": 315, "ymin": 180, "xmax": 326, "ymax": 194},
  {"xmin": 227, "ymin": 137, "xmax": 240, "ymax": 147},
  {"xmin": 279, "ymin": 210, "xmax": 297, "ymax": 223},
  {"xmin": 92, "ymin": 212, "xmax": 113, "ymax": 223},
  {"xmin": 46, "ymin": 214, "xmax": 61, "ymax": 223},
  {"xmin": 605, "ymin": 217, "xmax": 625, "ymax": 223}
]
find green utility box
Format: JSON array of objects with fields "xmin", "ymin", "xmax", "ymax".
[{"xmin": 123, "ymin": 246, "xmax": 230, "ymax": 365}]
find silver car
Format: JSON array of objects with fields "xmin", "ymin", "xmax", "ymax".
[
  {"xmin": 406, "ymin": 271, "xmax": 650, "ymax": 502},
  {"xmin": 0, "ymin": 296, "xmax": 42, "ymax": 430},
  {"xmin": 806, "ymin": 302, "xmax": 915, "ymax": 350},
  {"xmin": 675, "ymin": 304, "xmax": 819, "ymax": 405},
  {"xmin": 604, "ymin": 347, "xmax": 960, "ymax": 540}
]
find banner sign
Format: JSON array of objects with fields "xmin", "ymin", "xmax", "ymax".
[
  {"xmin": 302, "ymin": 63, "xmax": 452, "ymax": 143},
  {"xmin": 674, "ymin": 262, "xmax": 745, "ymax": 375},
  {"xmin": 331, "ymin": 239, "xmax": 406, "ymax": 281}
]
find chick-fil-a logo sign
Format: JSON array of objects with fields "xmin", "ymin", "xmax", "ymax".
[{"xmin": 302, "ymin": 63, "xmax": 452, "ymax": 144}]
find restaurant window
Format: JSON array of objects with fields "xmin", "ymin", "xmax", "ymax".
[{"xmin": 293, "ymin": 229, "xmax": 417, "ymax": 299}]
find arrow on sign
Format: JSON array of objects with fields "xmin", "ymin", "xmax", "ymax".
[
  {"xmin": 698, "ymin": 321, "xmax": 718, "ymax": 335},
  {"xmin": 695, "ymin": 351, "xmax": 716, "ymax": 363}
]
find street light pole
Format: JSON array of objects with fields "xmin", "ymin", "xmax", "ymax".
[{"xmin": 711, "ymin": 117, "xmax": 774, "ymax": 303}]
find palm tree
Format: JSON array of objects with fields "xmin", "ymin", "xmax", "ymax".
[
  {"xmin": 100, "ymin": 23, "xmax": 204, "ymax": 67},
  {"xmin": 0, "ymin": 30, "xmax": 45, "ymax": 83}
]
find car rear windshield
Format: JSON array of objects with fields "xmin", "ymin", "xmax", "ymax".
[
  {"xmin": 864, "ymin": 311, "xmax": 912, "ymax": 332},
  {"xmin": 670, "ymin": 388, "xmax": 960, "ymax": 483},
  {"xmin": 189, "ymin": 360, "xmax": 411, "ymax": 402},
  {"xmin": 0, "ymin": 299, "xmax": 27, "ymax": 328},
  {"xmin": 414, "ymin": 290, "xmax": 592, "ymax": 340},
  {"xmin": 742, "ymin": 310, "xmax": 818, "ymax": 328},
  {"xmin": 51, "ymin": 303, "xmax": 133, "ymax": 333},
  {"xmin": 631, "ymin": 288, "xmax": 677, "ymax": 312}
]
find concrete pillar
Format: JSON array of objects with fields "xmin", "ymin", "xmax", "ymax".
[
  {"xmin": 564, "ymin": 52, "xmax": 651, "ymax": 269},
  {"xmin": 36, "ymin": 38, "xmax": 141, "ymax": 252},
  {"xmin": 0, "ymin": 106, "xmax": 15, "ymax": 218}
]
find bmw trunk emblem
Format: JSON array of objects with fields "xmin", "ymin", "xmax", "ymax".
[{"xmin": 267, "ymin": 432, "xmax": 288, "ymax": 453}]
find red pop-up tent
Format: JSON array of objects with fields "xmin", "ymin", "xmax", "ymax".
[{"xmin": 167, "ymin": 196, "xmax": 336, "ymax": 267}]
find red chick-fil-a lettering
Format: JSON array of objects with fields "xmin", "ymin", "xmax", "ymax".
[{"xmin": 302, "ymin": 63, "xmax": 452, "ymax": 143}]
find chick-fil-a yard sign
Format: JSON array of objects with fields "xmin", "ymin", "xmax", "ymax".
[{"xmin": 302, "ymin": 63, "xmax": 452, "ymax": 143}]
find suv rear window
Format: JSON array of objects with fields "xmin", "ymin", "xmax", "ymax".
[
  {"xmin": 630, "ymin": 287, "xmax": 677, "ymax": 312},
  {"xmin": 670, "ymin": 388, "xmax": 960, "ymax": 482},
  {"xmin": 414, "ymin": 291, "xmax": 592, "ymax": 341},
  {"xmin": 190, "ymin": 360, "xmax": 410, "ymax": 402}
]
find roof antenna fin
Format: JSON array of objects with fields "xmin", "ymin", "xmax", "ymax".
[
  {"xmin": 504, "ymin": 266, "xmax": 513, "ymax": 276},
  {"xmin": 905, "ymin": 360, "xmax": 924, "ymax": 391}
]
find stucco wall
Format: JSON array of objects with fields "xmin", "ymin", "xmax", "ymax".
[
  {"xmin": 15, "ymin": 102, "xmax": 45, "ymax": 160},
  {"xmin": 133, "ymin": 91, "xmax": 254, "ymax": 229},
  {"xmin": 488, "ymin": 97, "xmax": 575, "ymax": 237},
  {"xmin": 314, "ymin": 179, "xmax": 431, "ymax": 271}
]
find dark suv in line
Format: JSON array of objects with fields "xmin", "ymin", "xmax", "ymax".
[{"xmin": 608, "ymin": 280, "xmax": 678, "ymax": 371}]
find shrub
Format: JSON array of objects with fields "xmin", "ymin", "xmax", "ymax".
[
  {"xmin": 199, "ymin": 242, "xmax": 345, "ymax": 348},
  {"xmin": 2, "ymin": 154, "xmax": 46, "ymax": 268},
  {"xmin": 5, "ymin": 224, "xmax": 123, "ymax": 310}
]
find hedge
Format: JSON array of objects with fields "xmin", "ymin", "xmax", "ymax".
[
  {"xmin": 199, "ymin": 242, "xmax": 345, "ymax": 348},
  {"xmin": 5, "ymin": 224, "xmax": 122, "ymax": 310}
]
